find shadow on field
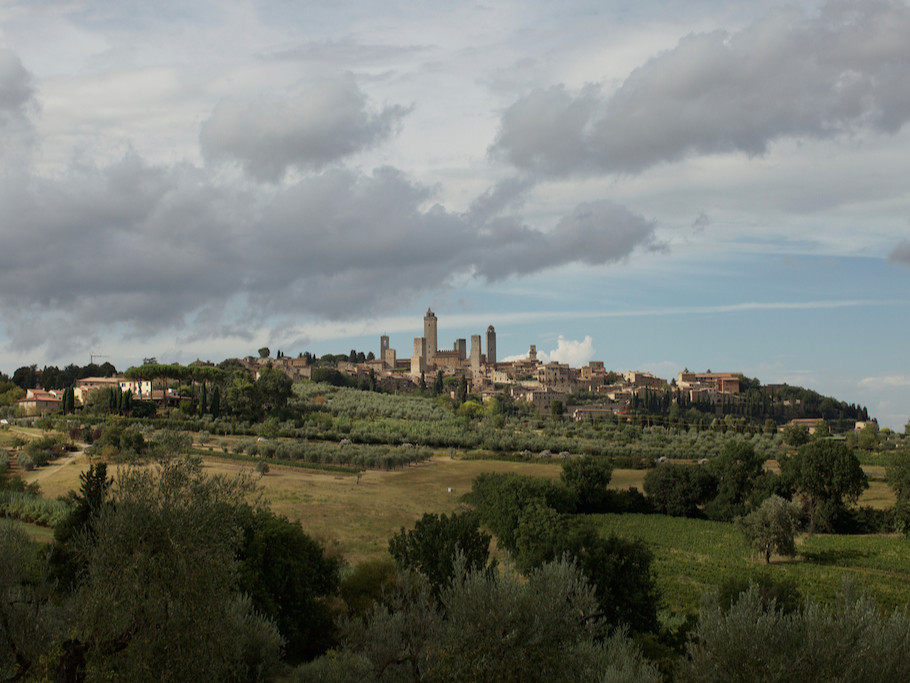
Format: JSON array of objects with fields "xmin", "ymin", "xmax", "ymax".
[{"xmin": 801, "ymin": 548, "xmax": 868, "ymax": 565}]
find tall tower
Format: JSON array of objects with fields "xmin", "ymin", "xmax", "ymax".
[
  {"xmin": 411, "ymin": 337, "xmax": 426, "ymax": 377},
  {"xmin": 470, "ymin": 335, "xmax": 482, "ymax": 376},
  {"xmin": 486, "ymin": 325, "xmax": 496, "ymax": 365},
  {"xmin": 380, "ymin": 335, "xmax": 389, "ymax": 359},
  {"xmin": 424, "ymin": 308, "xmax": 438, "ymax": 365}
]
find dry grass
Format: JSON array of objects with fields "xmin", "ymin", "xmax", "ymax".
[
  {"xmin": 19, "ymin": 451, "xmax": 898, "ymax": 563},
  {"xmin": 609, "ymin": 468, "xmax": 647, "ymax": 491},
  {"xmin": 22, "ymin": 453, "xmax": 568, "ymax": 564}
]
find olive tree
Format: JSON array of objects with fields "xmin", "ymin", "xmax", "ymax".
[
  {"xmin": 678, "ymin": 583, "xmax": 910, "ymax": 682},
  {"xmin": 295, "ymin": 559, "xmax": 660, "ymax": 683},
  {"xmin": 70, "ymin": 458, "xmax": 283, "ymax": 681},
  {"xmin": 736, "ymin": 495, "xmax": 800, "ymax": 564}
]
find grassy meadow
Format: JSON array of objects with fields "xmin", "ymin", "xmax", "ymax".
[{"xmin": 593, "ymin": 513, "xmax": 910, "ymax": 613}]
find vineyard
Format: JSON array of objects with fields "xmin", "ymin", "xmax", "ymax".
[{"xmin": 594, "ymin": 513, "xmax": 910, "ymax": 612}]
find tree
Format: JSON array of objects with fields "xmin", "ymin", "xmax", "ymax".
[
  {"xmin": 550, "ymin": 399, "xmax": 565, "ymax": 419},
  {"xmin": 455, "ymin": 375, "xmax": 468, "ymax": 405},
  {"xmin": 561, "ymin": 456, "xmax": 613, "ymax": 513},
  {"xmin": 465, "ymin": 472, "xmax": 576, "ymax": 551},
  {"xmin": 388, "ymin": 511, "xmax": 493, "ymax": 598},
  {"xmin": 258, "ymin": 346, "xmax": 270, "ymax": 359},
  {"xmin": 11, "ymin": 365, "xmax": 37, "ymax": 390},
  {"xmin": 256, "ymin": 364, "xmax": 293, "ymax": 414},
  {"xmin": 782, "ymin": 440, "xmax": 868, "ymax": 532},
  {"xmin": 225, "ymin": 368, "xmax": 260, "ymax": 421},
  {"xmin": 49, "ymin": 463, "xmax": 113, "ymax": 590},
  {"xmin": 511, "ymin": 508, "xmax": 660, "ymax": 634},
  {"xmin": 887, "ymin": 454, "xmax": 910, "ymax": 533},
  {"xmin": 0, "ymin": 521, "xmax": 66, "ymax": 682},
  {"xmin": 69, "ymin": 458, "xmax": 283, "ymax": 681},
  {"xmin": 298, "ymin": 559, "xmax": 660, "ymax": 683},
  {"xmin": 433, "ymin": 371, "xmax": 444, "ymax": 396},
  {"xmin": 782, "ymin": 422, "xmax": 811, "ymax": 447},
  {"xmin": 236, "ymin": 508, "xmax": 342, "ymax": 663},
  {"xmin": 736, "ymin": 495, "xmax": 800, "ymax": 564},
  {"xmin": 211, "ymin": 384, "xmax": 221, "ymax": 418},
  {"xmin": 857, "ymin": 423, "xmax": 879, "ymax": 450},
  {"xmin": 705, "ymin": 441, "xmax": 767, "ymax": 521},
  {"xmin": 678, "ymin": 583, "xmax": 910, "ymax": 683},
  {"xmin": 644, "ymin": 464, "xmax": 717, "ymax": 517}
]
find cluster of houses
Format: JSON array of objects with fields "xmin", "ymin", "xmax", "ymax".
[{"xmin": 17, "ymin": 376, "xmax": 153, "ymax": 416}]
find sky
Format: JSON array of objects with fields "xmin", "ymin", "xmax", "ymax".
[{"xmin": 1, "ymin": 0, "xmax": 909, "ymax": 429}]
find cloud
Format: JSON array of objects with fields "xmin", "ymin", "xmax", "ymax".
[
  {"xmin": 0, "ymin": 152, "xmax": 657, "ymax": 357},
  {"xmin": 491, "ymin": 0, "xmax": 910, "ymax": 176},
  {"xmin": 0, "ymin": 49, "xmax": 34, "ymax": 113},
  {"xmin": 472, "ymin": 200, "xmax": 659, "ymax": 280},
  {"xmin": 200, "ymin": 73, "xmax": 409, "ymax": 181},
  {"xmin": 0, "ymin": 49, "xmax": 37, "ymax": 163},
  {"xmin": 858, "ymin": 375, "xmax": 910, "ymax": 389},
  {"xmin": 888, "ymin": 240, "xmax": 910, "ymax": 265},
  {"xmin": 537, "ymin": 335, "xmax": 595, "ymax": 367}
]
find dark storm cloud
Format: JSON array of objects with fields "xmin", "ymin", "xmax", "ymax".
[
  {"xmin": 0, "ymin": 154, "xmax": 254, "ymax": 352},
  {"xmin": 199, "ymin": 74, "xmax": 409, "ymax": 182},
  {"xmin": 472, "ymin": 201, "xmax": 659, "ymax": 280},
  {"xmin": 888, "ymin": 240, "xmax": 910, "ymax": 266},
  {"xmin": 241, "ymin": 168, "xmax": 657, "ymax": 317},
  {"xmin": 492, "ymin": 0, "xmax": 910, "ymax": 176},
  {"xmin": 0, "ymin": 159, "xmax": 657, "ymax": 348}
]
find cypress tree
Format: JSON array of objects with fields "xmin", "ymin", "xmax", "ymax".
[{"xmin": 211, "ymin": 385, "xmax": 221, "ymax": 418}]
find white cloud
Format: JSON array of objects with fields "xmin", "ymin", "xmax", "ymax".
[
  {"xmin": 858, "ymin": 375, "xmax": 910, "ymax": 389},
  {"xmin": 536, "ymin": 335, "xmax": 595, "ymax": 366}
]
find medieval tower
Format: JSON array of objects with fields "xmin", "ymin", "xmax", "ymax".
[
  {"xmin": 423, "ymin": 308, "xmax": 438, "ymax": 365},
  {"xmin": 486, "ymin": 325, "xmax": 496, "ymax": 365}
]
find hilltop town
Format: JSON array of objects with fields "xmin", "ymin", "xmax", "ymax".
[{"xmin": 7, "ymin": 307, "xmax": 874, "ymax": 434}]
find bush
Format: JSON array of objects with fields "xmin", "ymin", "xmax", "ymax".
[{"xmin": 717, "ymin": 573, "xmax": 802, "ymax": 615}]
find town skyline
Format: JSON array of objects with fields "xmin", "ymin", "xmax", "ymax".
[{"xmin": 1, "ymin": 1, "xmax": 908, "ymax": 429}]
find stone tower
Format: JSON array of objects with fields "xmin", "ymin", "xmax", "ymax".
[
  {"xmin": 411, "ymin": 337, "xmax": 426, "ymax": 377},
  {"xmin": 486, "ymin": 325, "xmax": 496, "ymax": 365},
  {"xmin": 423, "ymin": 308, "xmax": 438, "ymax": 365},
  {"xmin": 380, "ymin": 335, "xmax": 396, "ymax": 369},
  {"xmin": 470, "ymin": 334, "xmax": 482, "ymax": 376}
]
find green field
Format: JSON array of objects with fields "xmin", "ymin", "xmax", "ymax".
[{"xmin": 593, "ymin": 512, "xmax": 910, "ymax": 613}]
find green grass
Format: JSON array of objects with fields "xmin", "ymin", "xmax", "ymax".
[
  {"xmin": 592, "ymin": 513, "xmax": 910, "ymax": 614},
  {"xmin": 6, "ymin": 517, "xmax": 56, "ymax": 543}
]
